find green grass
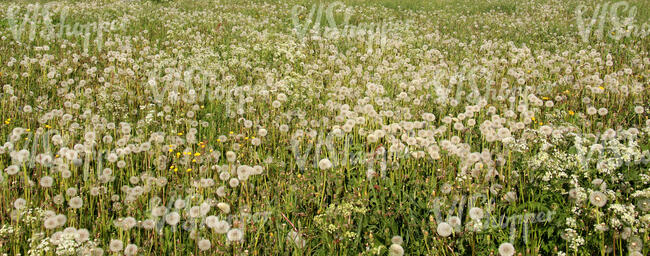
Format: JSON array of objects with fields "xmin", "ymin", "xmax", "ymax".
[{"xmin": 0, "ymin": 0, "xmax": 649, "ymax": 255}]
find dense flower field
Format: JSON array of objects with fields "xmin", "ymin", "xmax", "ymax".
[{"xmin": 0, "ymin": 0, "xmax": 649, "ymax": 255}]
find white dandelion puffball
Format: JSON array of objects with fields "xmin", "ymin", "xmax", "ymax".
[
  {"xmin": 229, "ymin": 178, "xmax": 240, "ymax": 188},
  {"xmin": 55, "ymin": 214, "xmax": 67, "ymax": 226},
  {"xmin": 76, "ymin": 229, "xmax": 90, "ymax": 243},
  {"xmin": 391, "ymin": 235, "xmax": 403, "ymax": 245},
  {"xmin": 258, "ymin": 128, "xmax": 268, "ymax": 137},
  {"xmin": 66, "ymin": 187, "xmax": 78, "ymax": 197},
  {"xmin": 226, "ymin": 151, "xmax": 237, "ymax": 162},
  {"xmin": 318, "ymin": 158, "xmax": 333, "ymax": 170},
  {"xmin": 44, "ymin": 216, "xmax": 58, "ymax": 229},
  {"xmin": 498, "ymin": 242, "xmax": 515, "ymax": 256},
  {"xmin": 198, "ymin": 239, "xmax": 211, "ymax": 251},
  {"xmin": 109, "ymin": 239, "xmax": 123, "ymax": 252},
  {"xmin": 366, "ymin": 169, "xmax": 376, "ymax": 180},
  {"xmin": 165, "ymin": 212, "xmax": 181, "ymax": 226},
  {"xmin": 5, "ymin": 165, "xmax": 19, "ymax": 175},
  {"xmin": 214, "ymin": 220, "xmax": 231, "ymax": 234},
  {"xmin": 628, "ymin": 236, "xmax": 643, "ymax": 252},
  {"xmin": 469, "ymin": 207, "xmax": 484, "ymax": 220},
  {"xmin": 437, "ymin": 222, "xmax": 453, "ymax": 237},
  {"xmin": 13, "ymin": 198, "xmax": 26, "ymax": 209},
  {"xmin": 589, "ymin": 191, "xmax": 608, "ymax": 207},
  {"xmin": 205, "ymin": 215, "xmax": 219, "ymax": 229},
  {"xmin": 142, "ymin": 219, "xmax": 156, "ymax": 230},
  {"xmin": 448, "ymin": 216, "xmax": 462, "ymax": 227},
  {"xmin": 217, "ymin": 202, "xmax": 231, "ymax": 214},
  {"xmin": 189, "ymin": 206, "xmax": 201, "ymax": 218},
  {"xmin": 69, "ymin": 196, "xmax": 83, "ymax": 209},
  {"xmin": 40, "ymin": 176, "xmax": 54, "ymax": 188},
  {"xmin": 388, "ymin": 243, "xmax": 404, "ymax": 256},
  {"xmin": 199, "ymin": 202, "xmax": 212, "ymax": 217},
  {"xmin": 122, "ymin": 217, "xmax": 137, "ymax": 230},
  {"xmin": 227, "ymin": 228, "xmax": 244, "ymax": 242},
  {"xmin": 90, "ymin": 247, "xmax": 104, "ymax": 256},
  {"xmin": 152, "ymin": 206, "xmax": 167, "ymax": 217},
  {"xmin": 219, "ymin": 171, "xmax": 230, "ymax": 181},
  {"xmin": 174, "ymin": 199, "xmax": 186, "ymax": 209},
  {"xmin": 124, "ymin": 244, "xmax": 138, "ymax": 256},
  {"xmin": 440, "ymin": 183, "xmax": 452, "ymax": 194},
  {"xmin": 634, "ymin": 106, "xmax": 644, "ymax": 114}
]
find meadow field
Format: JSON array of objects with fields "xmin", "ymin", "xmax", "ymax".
[{"xmin": 0, "ymin": 0, "xmax": 649, "ymax": 255}]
